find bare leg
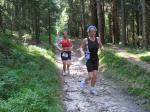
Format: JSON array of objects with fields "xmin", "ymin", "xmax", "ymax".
[
  {"xmin": 89, "ymin": 70, "xmax": 98, "ymax": 95},
  {"xmin": 85, "ymin": 72, "xmax": 92, "ymax": 82},
  {"xmin": 91, "ymin": 70, "xmax": 97, "ymax": 87},
  {"xmin": 66, "ymin": 60, "xmax": 71, "ymax": 71},
  {"xmin": 62, "ymin": 60, "xmax": 67, "ymax": 73}
]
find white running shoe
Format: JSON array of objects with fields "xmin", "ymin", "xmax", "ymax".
[
  {"xmin": 66, "ymin": 70, "xmax": 70, "ymax": 75},
  {"xmin": 80, "ymin": 80, "xmax": 86, "ymax": 88},
  {"xmin": 63, "ymin": 71, "xmax": 67, "ymax": 76},
  {"xmin": 90, "ymin": 88, "xmax": 98, "ymax": 96}
]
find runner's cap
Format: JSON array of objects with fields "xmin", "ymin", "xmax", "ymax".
[{"xmin": 87, "ymin": 25, "xmax": 97, "ymax": 32}]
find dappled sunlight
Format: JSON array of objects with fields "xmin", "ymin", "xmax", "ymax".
[
  {"xmin": 57, "ymin": 46, "xmax": 148, "ymax": 112},
  {"xmin": 0, "ymin": 34, "xmax": 63, "ymax": 111},
  {"xmin": 22, "ymin": 34, "xmax": 32, "ymax": 40},
  {"xmin": 115, "ymin": 52, "xmax": 141, "ymax": 62},
  {"xmin": 137, "ymin": 52, "xmax": 150, "ymax": 57},
  {"xmin": 1, "ymin": 0, "xmax": 150, "ymax": 110},
  {"xmin": 115, "ymin": 49, "xmax": 150, "ymax": 65},
  {"xmin": 27, "ymin": 45, "xmax": 54, "ymax": 62}
]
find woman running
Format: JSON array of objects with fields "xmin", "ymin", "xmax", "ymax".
[
  {"xmin": 79, "ymin": 25, "xmax": 104, "ymax": 95},
  {"xmin": 55, "ymin": 31, "xmax": 73, "ymax": 75}
]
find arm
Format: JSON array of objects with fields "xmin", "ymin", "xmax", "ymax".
[
  {"xmin": 54, "ymin": 40, "xmax": 62, "ymax": 51},
  {"xmin": 97, "ymin": 37, "xmax": 104, "ymax": 50},
  {"xmin": 69, "ymin": 39, "xmax": 73, "ymax": 50},
  {"xmin": 78, "ymin": 39, "xmax": 86, "ymax": 56}
]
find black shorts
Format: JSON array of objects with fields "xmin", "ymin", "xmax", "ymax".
[
  {"xmin": 61, "ymin": 51, "xmax": 71, "ymax": 60},
  {"xmin": 86, "ymin": 58, "xmax": 99, "ymax": 72}
]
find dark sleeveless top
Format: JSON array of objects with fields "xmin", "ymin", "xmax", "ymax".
[{"xmin": 85, "ymin": 37, "xmax": 99, "ymax": 61}]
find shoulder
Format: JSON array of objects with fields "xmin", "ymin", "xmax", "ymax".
[
  {"xmin": 96, "ymin": 37, "xmax": 100, "ymax": 40},
  {"xmin": 83, "ymin": 38, "xmax": 88, "ymax": 42},
  {"xmin": 68, "ymin": 39, "xmax": 72, "ymax": 43},
  {"xmin": 60, "ymin": 37, "xmax": 63, "ymax": 41},
  {"xmin": 82, "ymin": 38, "xmax": 88, "ymax": 44},
  {"xmin": 96, "ymin": 37, "xmax": 101, "ymax": 43},
  {"xmin": 68, "ymin": 39, "xmax": 72, "ymax": 41},
  {"xmin": 60, "ymin": 38, "xmax": 63, "ymax": 43}
]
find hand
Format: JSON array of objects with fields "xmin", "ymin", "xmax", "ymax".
[
  {"xmin": 59, "ymin": 48, "xmax": 63, "ymax": 52},
  {"xmin": 76, "ymin": 48, "xmax": 80, "ymax": 52},
  {"xmin": 101, "ymin": 46, "xmax": 104, "ymax": 51}
]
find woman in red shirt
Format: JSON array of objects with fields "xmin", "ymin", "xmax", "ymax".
[{"xmin": 55, "ymin": 32, "xmax": 73, "ymax": 75}]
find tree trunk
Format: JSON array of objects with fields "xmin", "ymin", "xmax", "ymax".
[
  {"xmin": 96, "ymin": 0, "xmax": 104, "ymax": 44},
  {"xmin": 0, "ymin": 7, "xmax": 2, "ymax": 31},
  {"xmin": 34, "ymin": 2, "xmax": 40, "ymax": 44},
  {"xmin": 121, "ymin": 0, "xmax": 126, "ymax": 46},
  {"xmin": 81, "ymin": 0, "xmax": 86, "ymax": 38},
  {"xmin": 108, "ymin": 13, "xmax": 113, "ymax": 43},
  {"xmin": 35, "ymin": 13, "xmax": 40, "ymax": 44},
  {"xmin": 112, "ymin": 0, "xmax": 119, "ymax": 44},
  {"xmin": 136, "ymin": 11, "xmax": 140, "ymax": 36},
  {"xmin": 141, "ymin": 0, "xmax": 148, "ymax": 50},
  {"xmin": 90, "ymin": 0, "xmax": 98, "ymax": 27},
  {"xmin": 132, "ymin": 13, "xmax": 135, "ymax": 47},
  {"xmin": 48, "ymin": 9, "xmax": 51, "ymax": 44},
  {"xmin": 101, "ymin": 0, "xmax": 105, "ymax": 44}
]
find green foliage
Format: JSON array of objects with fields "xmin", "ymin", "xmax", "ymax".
[
  {"xmin": 124, "ymin": 47, "xmax": 150, "ymax": 64},
  {"xmin": 56, "ymin": 7, "xmax": 68, "ymax": 32},
  {"xmin": 125, "ymin": 47, "xmax": 147, "ymax": 54},
  {"xmin": 140, "ymin": 56, "xmax": 150, "ymax": 63},
  {"xmin": 40, "ymin": 34, "xmax": 56, "ymax": 45},
  {"xmin": 0, "ymin": 33, "xmax": 13, "ymax": 47},
  {"xmin": 0, "ymin": 34, "xmax": 63, "ymax": 112},
  {"xmin": 99, "ymin": 50, "xmax": 150, "ymax": 100}
]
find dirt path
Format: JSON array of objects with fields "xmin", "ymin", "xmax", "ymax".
[
  {"xmin": 55, "ymin": 50, "xmax": 147, "ymax": 112},
  {"xmin": 109, "ymin": 45, "xmax": 150, "ymax": 72}
]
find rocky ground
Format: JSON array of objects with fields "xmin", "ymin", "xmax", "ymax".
[{"xmin": 55, "ymin": 50, "xmax": 148, "ymax": 112}]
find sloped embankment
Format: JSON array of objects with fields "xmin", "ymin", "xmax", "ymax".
[
  {"xmin": 99, "ymin": 49, "xmax": 150, "ymax": 111},
  {"xmin": 0, "ymin": 33, "xmax": 63, "ymax": 112}
]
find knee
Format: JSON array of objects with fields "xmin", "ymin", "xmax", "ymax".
[
  {"xmin": 63, "ymin": 62, "xmax": 67, "ymax": 66},
  {"xmin": 67, "ymin": 60, "xmax": 71, "ymax": 65},
  {"xmin": 92, "ymin": 74, "xmax": 97, "ymax": 80}
]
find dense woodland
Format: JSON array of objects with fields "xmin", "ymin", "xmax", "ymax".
[
  {"xmin": 0, "ymin": 0, "xmax": 150, "ymax": 50},
  {"xmin": 0, "ymin": 0, "xmax": 62, "ymax": 44},
  {"xmin": 0, "ymin": 0, "xmax": 150, "ymax": 111},
  {"xmin": 67, "ymin": 0, "xmax": 150, "ymax": 50}
]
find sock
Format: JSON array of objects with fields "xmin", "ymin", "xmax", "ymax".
[{"xmin": 91, "ymin": 87, "xmax": 95, "ymax": 90}]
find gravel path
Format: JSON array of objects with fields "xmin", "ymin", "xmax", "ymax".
[{"xmin": 55, "ymin": 50, "xmax": 147, "ymax": 112}]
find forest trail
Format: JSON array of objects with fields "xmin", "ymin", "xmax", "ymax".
[
  {"xmin": 109, "ymin": 45, "xmax": 150, "ymax": 72},
  {"xmin": 55, "ymin": 49, "xmax": 147, "ymax": 112}
]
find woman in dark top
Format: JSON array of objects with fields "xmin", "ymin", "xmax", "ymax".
[{"xmin": 79, "ymin": 25, "xmax": 104, "ymax": 95}]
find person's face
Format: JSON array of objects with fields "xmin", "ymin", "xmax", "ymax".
[
  {"xmin": 63, "ymin": 32, "xmax": 68, "ymax": 38},
  {"xmin": 88, "ymin": 30, "xmax": 96, "ymax": 37}
]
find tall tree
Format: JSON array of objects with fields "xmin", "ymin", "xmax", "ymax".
[
  {"xmin": 0, "ymin": 6, "xmax": 2, "ymax": 31},
  {"xmin": 90, "ymin": 0, "xmax": 98, "ymax": 27},
  {"xmin": 112, "ymin": 0, "xmax": 119, "ymax": 44},
  {"xmin": 81, "ymin": 0, "xmax": 86, "ymax": 38},
  {"xmin": 96, "ymin": 0, "xmax": 104, "ymax": 44},
  {"xmin": 121, "ymin": 0, "xmax": 126, "ymax": 46},
  {"xmin": 141, "ymin": 0, "xmax": 148, "ymax": 50}
]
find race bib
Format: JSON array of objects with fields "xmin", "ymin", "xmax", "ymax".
[
  {"xmin": 62, "ymin": 52, "xmax": 68, "ymax": 58},
  {"xmin": 85, "ymin": 53, "xmax": 90, "ymax": 60}
]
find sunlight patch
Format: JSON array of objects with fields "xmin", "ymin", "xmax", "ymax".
[{"xmin": 27, "ymin": 45, "xmax": 54, "ymax": 61}]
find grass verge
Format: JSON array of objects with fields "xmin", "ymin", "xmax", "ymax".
[
  {"xmin": 140, "ymin": 56, "xmax": 150, "ymax": 64},
  {"xmin": 0, "ymin": 33, "xmax": 63, "ymax": 112},
  {"xmin": 125, "ymin": 47, "xmax": 150, "ymax": 64},
  {"xmin": 99, "ymin": 50, "xmax": 150, "ymax": 108}
]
